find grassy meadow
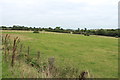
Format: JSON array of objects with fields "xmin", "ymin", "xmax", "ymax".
[{"xmin": 2, "ymin": 31, "xmax": 118, "ymax": 78}]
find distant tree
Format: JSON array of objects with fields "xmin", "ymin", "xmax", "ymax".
[
  {"xmin": 48, "ymin": 27, "xmax": 52, "ymax": 30},
  {"xmin": 95, "ymin": 29, "xmax": 105, "ymax": 35},
  {"xmin": 1, "ymin": 25, "xmax": 119, "ymax": 37},
  {"xmin": 1, "ymin": 26, "xmax": 7, "ymax": 30},
  {"xmin": 78, "ymin": 28, "xmax": 80, "ymax": 32},
  {"xmin": 84, "ymin": 28, "xmax": 87, "ymax": 32},
  {"xmin": 55, "ymin": 27, "xmax": 61, "ymax": 30},
  {"xmin": 33, "ymin": 28, "xmax": 39, "ymax": 33},
  {"xmin": 29, "ymin": 27, "xmax": 32, "ymax": 31}
]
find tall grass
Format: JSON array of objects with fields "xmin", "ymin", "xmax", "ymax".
[{"xmin": 11, "ymin": 37, "xmax": 20, "ymax": 67}]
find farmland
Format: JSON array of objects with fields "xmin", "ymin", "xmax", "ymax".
[{"xmin": 2, "ymin": 30, "xmax": 118, "ymax": 78}]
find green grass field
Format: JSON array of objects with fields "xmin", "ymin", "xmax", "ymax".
[{"xmin": 2, "ymin": 31, "xmax": 118, "ymax": 78}]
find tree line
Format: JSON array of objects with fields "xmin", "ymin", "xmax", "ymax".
[{"xmin": 1, "ymin": 25, "xmax": 119, "ymax": 37}]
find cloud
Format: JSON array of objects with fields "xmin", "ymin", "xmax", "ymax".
[
  {"xmin": 67, "ymin": 0, "xmax": 118, "ymax": 5},
  {"xmin": 0, "ymin": 0, "xmax": 119, "ymax": 29}
]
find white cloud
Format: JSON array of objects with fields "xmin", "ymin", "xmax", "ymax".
[
  {"xmin": 0, "ymin": 0, "xmax": 119, "ymax": 29},
  {"xmin": 67, "ymin": 0, "xmax": 118, "ymax": 5}
]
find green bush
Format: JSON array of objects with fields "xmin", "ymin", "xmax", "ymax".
[
  {"xmin": 33, "ymin": 31, "xmax": 39, "ymax": 33},
  {"xmin": 84, "ymin": 33, "xmax": 90, "ymax": 36}
]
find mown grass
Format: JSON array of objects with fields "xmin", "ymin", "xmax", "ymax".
[{"xmin": 2, "ymin": 31, "xmax": 118, "ymax": 78}]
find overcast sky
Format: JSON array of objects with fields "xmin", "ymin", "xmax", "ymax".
[{"xmin": 0, "ymin": 0, "xmax": 119, "ymax": 29}]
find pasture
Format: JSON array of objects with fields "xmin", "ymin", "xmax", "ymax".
[{"xmin": 2, "ymin": 31, "xmax": 118, "ymax": 78}]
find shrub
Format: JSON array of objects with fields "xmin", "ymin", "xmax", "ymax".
[
  {"xmin": 33, "ymin": 30, "xmax": 39, "ymax": 33},
  {"xmin": 84, "ymin": 33, "xmax": 90, "ymax": 36},
  {"xmin": 115, "ymin": 35, "xmax": 119, "ymax": 38},
  {"xmin": 86, "ymin": 33, "xmax": 90, "ymax": 36}
]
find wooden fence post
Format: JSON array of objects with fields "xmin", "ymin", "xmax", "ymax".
[
  {"xmin": 11, "ymin": 37, "xmax": 18, "ymax": 67},
  {"xmin": 37, "ymin": 51, "xmax": 40, "ymax": 60}
]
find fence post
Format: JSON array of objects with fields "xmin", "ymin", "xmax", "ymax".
[
  {"xmin": 48, "ymin": 57, "xmax": 55, "ymax": 74},
  {"xmin": 37, "ymin": 51, "xmax": 40, "ymax": 60},
  {"xmin": 11, "ymin": 37, "xmax": 18, "ymax": 67},
  {"xmin": 27, "ymin": 46, "xmax": 29, "ymax": 56},
  {"xmin": 20, "ymin": 44, "xmax": 23, "ymax": 53}
]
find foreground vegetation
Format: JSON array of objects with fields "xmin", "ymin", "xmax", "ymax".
[
  {"xmin": 2, "ymin": 31, "xmax": 118, "ymax": 78},
  {"xmin": 2, "ymin": 34, "xmax": 90, "ymax": 78}
]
